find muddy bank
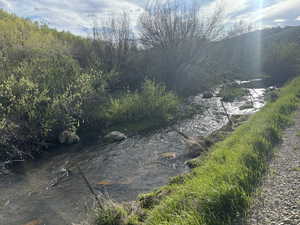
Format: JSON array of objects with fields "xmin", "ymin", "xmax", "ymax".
[{"xmin": 0, "ymin": 87, "xmax": 266, "ymax": 225}]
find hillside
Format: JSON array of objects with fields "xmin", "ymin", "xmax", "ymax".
[{"xmin": 206, "ymin": 26, "xmax": 300, "ymax": 81}]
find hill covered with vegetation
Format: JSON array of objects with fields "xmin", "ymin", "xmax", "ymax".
[{"xmin": 207, "ymin": 26, "xmax": 300, "ymax": 84}]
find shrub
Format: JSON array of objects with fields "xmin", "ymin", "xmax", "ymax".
[
  {"xmin": 0, "ymin": 70, "xmax": 108, "ymax": 160},
  {"xmin": 103, "ymin": 80, "xmax": 180, "ymax": 124}
]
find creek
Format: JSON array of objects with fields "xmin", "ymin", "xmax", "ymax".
[{"xmin": 0, "ymin": 84, "xmax": 267, "ymax": 225}]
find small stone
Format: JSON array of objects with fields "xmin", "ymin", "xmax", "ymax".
[{"xmin": 159, "ymin": 152, "xmax": 176, "ymax": 160}]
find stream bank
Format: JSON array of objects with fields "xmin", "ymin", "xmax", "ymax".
[
  {"xmin": 0, "ymin": 84, "xmax": 267, "ymax": 225},
  {"xmin": 134, "ymin": 77, "xmax": 300, "ymax": 225}
]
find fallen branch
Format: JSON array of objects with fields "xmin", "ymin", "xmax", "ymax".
[
  {"xmin": 220, "ymin": 100, "xmax": 233, "ymax": 126},
  {"xmin": 76, "ymin": 165, "xmax": 104, "ymax": 209}
]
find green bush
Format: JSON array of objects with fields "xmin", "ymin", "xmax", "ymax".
[
  {"xmin": 0, "ymin": 70, "xmax": 107, "ymax": 160},
  {"xmin": 103, "ymin": 80, "xmax": 180, "ymax": 124}
]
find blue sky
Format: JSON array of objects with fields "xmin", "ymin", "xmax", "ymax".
[{"xmin": 0, "ymin": 0, "xmax": 300, "ymax": 36}]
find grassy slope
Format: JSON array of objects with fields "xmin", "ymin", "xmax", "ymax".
[{"xmin": 142, "ymin": 76, "xmax": 300, "ymax": 225}]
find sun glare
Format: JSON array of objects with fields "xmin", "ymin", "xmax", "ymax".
[{"xmin": 256, "ymin": 0, "xmax": 264, "ymax": 73}]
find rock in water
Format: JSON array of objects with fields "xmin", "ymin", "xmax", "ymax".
[
  {"xmin": 203, "ymin": 91, "xmax": 214, "ymax": 99},
  {"xmin": 58, "ymin": 131, "xmax": 80, "ymax": 144},
  {"xmin": 239, "ymin": 102, "xmax": 254, "ymax": 110},
  {"xmin": 159, "ymin": 152, "xmax": 177, "ymax": 160},
  {"xmin": 104, "ymin": 131, "xmax": 127, "ymax": 142}
]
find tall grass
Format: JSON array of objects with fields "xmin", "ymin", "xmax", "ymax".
[
  {"xmin": 103, "ymin": 80, "xmax": 179, "ymax": 124},
  {"xmin": 143, "ymin": 76, "xmax": 300, "ymax": 225}
]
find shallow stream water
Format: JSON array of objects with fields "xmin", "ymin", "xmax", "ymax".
[{"xmin": 0, "ymin": 86, "xmax": 266, "ymax": 225}]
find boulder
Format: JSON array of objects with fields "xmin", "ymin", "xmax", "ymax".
[
  {"xmin": 0, "ymin": 162, "xmax": 11, "ymax": 175},
  {"xmin": 58, "ymin": 131, "xmax": 80, "ymax": 144},
  {"xmin": 104, "ymin": 131, "xmax": 127, "ymax": 142}
]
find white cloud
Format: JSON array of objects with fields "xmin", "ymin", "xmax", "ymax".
[
  {"xmin": 200, "ymin": 0, "xmax": 249, "ymax": 17},
  {"xmin": 274, "ymin": 19, "xmax": 286, "ymax": 23},
  {"xmin": 0, "ymin": 0, "xmax": 12, "ymax": 11},
  {"xmin": 1, "ymin": 0, "xmax": 300, "ymax": 36},
  {"xmin": 256, "ymin": 0, "xmax": 300, "ymax": 21},
  {"xmin": 236, "ymin": 0, "xmax": 300, "ymax": 24},
  {"xmin": 0, "ymin": 0, "xmax": 144, "ymax": 36}
]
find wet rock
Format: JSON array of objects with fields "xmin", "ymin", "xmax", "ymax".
[
  {"xmin": 203, "ymin": 91, "xmax": 214, "ymax": 99},
  {"xmin": 23, "ymin": 219, "xmax": 43, "ymax": 225},
  {"xmin": 239, "ymin": 102, "xmax": 254, "ymax": 110},
  {"xmin": 104, "ymin": 131, "xmax": 127, "ymax": 142},
  {"xmin": 58, "ymin": 131, "xmax": 80, "ymax": 144},
  {"xmin": 159, "ymin": 152, "xmax": 176, "ymax": 160},
  {"xmin": 97, "ymin": 180, "xmax": 114, "ymax": 185},
  {"xmin": 0, "ymin": 161, "xmax": 12, "ymax": 175}
]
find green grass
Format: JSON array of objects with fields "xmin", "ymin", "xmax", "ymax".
[
  {"xmin": 102, "ymin": 80, "xmax": 180, "ymax": 125},
  {"xmin": 94, "ymin": 201, "xmax": 128, "ymax": 225},
  {"xmin": 140, "ymin": 76, "xmax": 300, "ymax": 225}
]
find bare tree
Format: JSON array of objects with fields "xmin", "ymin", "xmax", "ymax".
[
  {"xmin": 139, "ymin": 0, "xmax": 224, "ymax": 49},
  {"xmin": 137, "ymin": 0, "xmax": 225, "ymax": 94},
  {"xmin": 93, "ymin": 12, "xmax": 137, "ymax": 72}
]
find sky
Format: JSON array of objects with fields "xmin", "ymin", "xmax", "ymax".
[{"xmin": 0, "ymin": 0, "xmax": 300, "ymax": 36}]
